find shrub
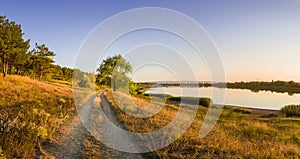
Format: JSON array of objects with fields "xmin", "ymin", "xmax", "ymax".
[
  {"xmin": 36, "ymin": 126, "xmax": 48, "ymax": 140},
  {"xmin": 281, "ymin": 104, "xmax": 300, "ymax": 117},
  {"xmin": 199, "ymin": 98, "xmax": 212, "ymax": 107},
  {"xmin": 129, "ymin": 82, "xmax": 139, "ymax": 95}
]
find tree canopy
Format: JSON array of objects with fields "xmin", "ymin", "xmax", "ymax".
[
  {"xmin": 96, "ymin": 54, "xmax": 132, "ymax": 91},
  {"xmin": 29, "ymin": 43, "xmax": 56, "ymax": 80}
]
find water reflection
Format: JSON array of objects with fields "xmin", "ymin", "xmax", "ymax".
[{"xmin": 146, "ymin": 87, "xmax": 300, "ymax": 110}]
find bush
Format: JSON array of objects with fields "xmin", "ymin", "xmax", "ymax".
[
  {"xmin": 129, "ymin": 82, "xmax": 139, "ymax": 95},
  {"xmin": 199, "ymin": 98, "xmax": 212, "ymax": 107},
  {"xmin": 36, "ymin": 126, "xmax": 48, "ymax": 140},
  {"xmin": 281, "ymin": 104, "xmax": 300, "ymax": 117}
]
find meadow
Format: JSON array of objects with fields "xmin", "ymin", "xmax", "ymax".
[
  {"xmin": 104, "ymin": 89, "xmax": 300, "ymax": 158},
  {"xmin": 0, "ymin": 75, "xmax": 75, "ymax": 158},
  {"xmin": 1, "ymin": 74, "xmax": 300, "ymax": 158}
]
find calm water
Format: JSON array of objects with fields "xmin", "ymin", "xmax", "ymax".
[{"xmin": 145, "ymin": 87, "xmax": 300, "ymax": 110}]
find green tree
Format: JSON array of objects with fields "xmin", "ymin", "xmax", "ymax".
[
  {"xmin": 0, "ymin": 16, "xmax": 30, "ymax": 77},
  {"xmin": 50, "ymin": 65, "xmax": 73, "ymax": 81},
  {"xmin": 96, "ymin": 54, "xmax": 132, "ymax": 91},
  {"xmin": 78, "ymin": 73, "xmax": 93, "ymax": 88},
  {"xmin": 11, "ymin": 42, "xmax": 30, "ymax": 75},
  {"xmin": 62, "ymin": 67, "xmax": 73, "ymax": 81},
  {"xmin": 51, "ymin": 64, "xmax": 63, "ymax": 80},
  {"xmin": 30, "ymin": 43, "xmax": 55, "ymax": 80}
]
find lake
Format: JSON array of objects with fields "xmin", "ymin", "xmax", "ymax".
[{"xmin": 145, "ymin": 87, "xmax": 300, "ymax": 110}]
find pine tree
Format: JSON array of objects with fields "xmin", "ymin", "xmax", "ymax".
[{"xmin": 0, "ymin": 16, "xmax": 30, "ymax": 77}]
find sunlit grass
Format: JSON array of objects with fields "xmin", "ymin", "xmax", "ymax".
[
  {"xmin": 104, "ymin": 89, "xmax": 300, "ymax": 158},
  {"xmin": 0, "ymin": 75, "xmax": 75, "ymax": 158}
]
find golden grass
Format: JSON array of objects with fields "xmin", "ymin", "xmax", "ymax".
[
  {"xmin": 0, "ymin": 75, "xmax": 75, "ymax": 158},
  {"xmin": 104, "ymin": 89, "xmax": 300, "ymax": 158}
]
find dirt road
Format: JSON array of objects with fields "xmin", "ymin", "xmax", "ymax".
[{"xmin": 40, "ymin": 93, "xmax": 149, "ymax": 159}]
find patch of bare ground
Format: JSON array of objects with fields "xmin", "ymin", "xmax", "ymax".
[{"xmin": 39, "ymin": 115, "xmax": 86, "ymax": 159}]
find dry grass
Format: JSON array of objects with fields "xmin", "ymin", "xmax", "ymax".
[
  {"xmin": 104, "ymin": 89, "xmax": 300, "ymax": 158},
  {"xmin": 0, "ymin": 75, "xmax": 75, "ymax": 158}
]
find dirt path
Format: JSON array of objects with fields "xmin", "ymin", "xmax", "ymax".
[
  {"xmin": 40, "ymin": 93, "xmax": 149, "ymax": 159},
  {"xmin": 97, "ymin": 93, "xmax": 147, "ymax": 158},
  {"xmin": 40, "ymin": 116, "xmax": 86, "ymax": 158},
  {"xmin": 40, "ymin": 96, "xmax": 95, "ymax": 159}
]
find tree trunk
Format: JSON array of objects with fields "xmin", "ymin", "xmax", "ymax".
[
  {"xmin": 2, "ymin": 62, "xmax": 8, "ymax": 77},
  {"xmin": 113, "ymin": 78, "xmax": 116, "ymax": 91},
  {"xmin": 39, "ymin": 72, "xmax": 43, "ymax": 81},
  {"xmin": 16, "ymin": 65, "xmax": 20, "ymax": 75}
]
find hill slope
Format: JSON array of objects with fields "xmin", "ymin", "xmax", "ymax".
[{"xmin": 0, "ymin": 75, "xmax": 74, "ymax": 158}]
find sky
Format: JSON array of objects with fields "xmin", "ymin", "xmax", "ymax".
[{"xmin": 1, "ymin": 0, "xmax": 300, "ymax": 82}]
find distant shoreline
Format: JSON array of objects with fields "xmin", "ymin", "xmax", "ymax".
[
  {"xmin": 137, "ymin": 80, "xmax": 300, "ymax": 95},
  {"xmin": 221, "ymin": 104, "xmax": 280, "ymax": 115}
]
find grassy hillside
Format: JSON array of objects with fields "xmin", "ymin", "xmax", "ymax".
[
  {"xmin": 0, "ymin": 75, "xmax": 75, "ymax": 158},
  {"xmin": 105, "ymin": 90, "xmax": 300, "ymax": 158}
]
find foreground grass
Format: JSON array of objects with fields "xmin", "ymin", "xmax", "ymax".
[
  {"xmin": 0, "ymin": 75, "xmax": 75, "ymax": 158},
  {"xmin": 105, "ymin": 90, "xmax": 300, "ymax": 158}
]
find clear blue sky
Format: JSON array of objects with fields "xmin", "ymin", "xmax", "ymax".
[{"xmin": 1, "ymin": 0, "xmax": 300, "ymax": 82}]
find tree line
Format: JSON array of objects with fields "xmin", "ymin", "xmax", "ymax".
[
  {"xmin": 212, "ymin": 80, "xmax": 300, "ymax": 95},
  {"xmin": 0, "ymin": 16, "xmax": 73, "ymax": 81}
]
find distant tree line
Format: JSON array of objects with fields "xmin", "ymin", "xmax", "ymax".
[
  {"xmin": 0, "ymin": 16, "xmax": 73, "ymax": 81},
  {"xmin": 213, "ymin": 81, "xmax": 300, "ymax": 95},
  {"xmin": 137, "ymin": 80, "xmax": 300, "ymax": 95}
]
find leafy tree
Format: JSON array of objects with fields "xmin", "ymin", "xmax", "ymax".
[
  {"xmin": 72, "ymin": 68, "xmax": 94, "ymax": 88},
  {"xmin": 78, "ymin": 73, "xmax": 93, "ymax": 88},
  {"xmin": 0, "ymin": 16, "xmax": 30, "ymax": 77},
  {"xmin": 73, "ymin": 68, "xmax": 84, "ymax": 81},
  {"xmin": 96, "ymin": 54, "xmax": 132, "ymax": 91}
]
